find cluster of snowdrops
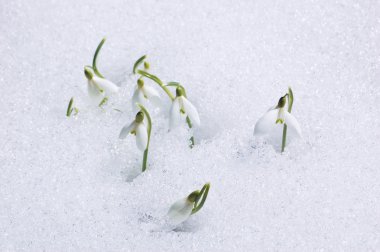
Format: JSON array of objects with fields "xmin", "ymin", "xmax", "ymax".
[{"xmin": 66, "ymin": 38, "xmax": 302, "ymax": 227}]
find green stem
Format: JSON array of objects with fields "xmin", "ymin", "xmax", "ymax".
[
  {"xmin": 137, "ymin": 103, "xmax": 152, "ymax": 172},
  {"xmin": 92, "ymin": 37, "xmax": 106, "ymax": 78},
  {"xmin": 66, "ymin": 97, "xmax": 74, "ymax": 117},
  {"xmin": 191, "ymin": 183, "xmax": 210, "ymax": 215},
  {"xmin": 281, "ymin": 87, "xmax": 294, "ymax": 152},
  {"xmin": 137, "ymin": 70, "xmax": 175, "ymax": 101},
  {"xmin": 133, "ymin": 55, "xmax": 146, "ymax": 74},
  {"xmin": 186, "ymin": 116, "xmax": 195, "ymax": 147}
]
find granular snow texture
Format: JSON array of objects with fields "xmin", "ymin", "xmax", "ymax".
[{"xmin": 1, "ymin": 0, "xmax": 380, "ymax": 251}]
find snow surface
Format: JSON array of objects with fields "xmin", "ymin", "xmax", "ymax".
[{"xmin": 1, "ymin": 0, "xmax": 380, "ymax": 251}]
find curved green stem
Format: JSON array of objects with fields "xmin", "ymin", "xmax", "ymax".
[
  {"xmin": 191, "ymin": 183, "xmax": 210, "ymax": 215},
  {"xmin": 137, "ymin": 70, "xmax": 175, "ymax": 101},
  {"xmin": 92, "ymin": 37, "xmax": 106, "ymax": 78},
  {"xmin": 281, "ymin": 87, "xmax": 294, "ymax": 152},
  {"xmin": 137, "ymin": 103, "xmax": 152, "ymax": 172},
  {"xmin": 133, "ymin": 55, "xmax": 146, "ymax": 74},
  {"xmin": 167, "ymin": 82, "xmax": 187, "ymax": 98}
]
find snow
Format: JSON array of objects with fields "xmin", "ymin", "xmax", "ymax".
[{"xmin": 1, "ymin": 0, "xmax": 380, "ymax": 251}]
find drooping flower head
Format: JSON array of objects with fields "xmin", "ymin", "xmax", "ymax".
[
  {"xmin": 169, "ymin": 87, "xmax": 200, "ymax": 129},
  {"xmin": 131, "ymin": 79, "xmax": 161, "ymax": 110},
  {"xmin": 119, "ymin": 111, "xmax": 148, "ymax": 152},
  {"xmin": 254, "ymin": 92, "xmax": 301, "ymax": 149},
  {"xmin": 167, "ymin": 183, "xmax": 210, "ymax": 226},
  {"xmin": 167, "ymin": 190, "xmax": 199, "ymax": 226},
  {"xmin": 84, "ymin": 67, "xmax": 119, "ymax": 105}
]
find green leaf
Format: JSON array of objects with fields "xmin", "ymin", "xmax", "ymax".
[
  {"xmin": 191, "ymin": 183, "xmax": 210, "ymax": 215},
  {"xmin": 133, "ymin": 55, "xmax": 147, "ymax": 74},
  {"xmin": 281, "ymin": 87, "xmax": 294, "ymax": 152},
  {"xmin": 66, "ymin": 97, "xmax": 74, "ymax": 117},
  {"xmin": 92, "ymin": 37, "xmax": 106, "ymax": 78}
]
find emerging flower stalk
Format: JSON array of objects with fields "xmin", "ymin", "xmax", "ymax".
[
  {"xmin": 170, "ymin": 87, "xmax": 200, "ymax": 130},
  {"xmin": 85, "ymin": 67, "xmax": 119, "ymax": 105},
  {"xmin": 137, "ymin": 70, "xmax": 199, "ymax": 147},
  {"xmin": 167, "ymin": 183, "xmax": 210, "ymax": 226},
  {"xmin": 119, "ymin": 104, "xmax": 152, "ymax": 172},
  {"xmin": 254, "ymin": 87, "xmax": 301, "ymax": 152},
  {"xmin": 131, "ymin": 79, "xmax": 161, "ymax": 110},
  {"xmin": 84, "ymin": 37, "xmax": 119, "ymax": 106}
]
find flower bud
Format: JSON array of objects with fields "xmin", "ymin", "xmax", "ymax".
[
  {"xmin": 187, "ymin": 190, "xmax": 200, "ymax": 203},
  {"xmin": 176, "ymin": 87, "xmax": 185, "ymax": 97},
  {"xmin": 144, "ymin": 61, "xmax": 150, "ymax": 70},
  {"xmin": 135, "ymin": 111, "xmax": 144, "ymax": 123},
  {"xmin": 137, "ymin": 79, "xmax": 144, "ymax": 88},
  {"xmin": 277, "ymin": 95, "xmax": 287, "ymax": 108},
  {"xmin": 84, "ymin": 67, "xmax": 93, "ymax": 80}
]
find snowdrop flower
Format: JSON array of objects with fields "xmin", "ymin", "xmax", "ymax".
[
  {"xmin": 84, "ymin": 67, "xmax": 119, "ymax": 105},
  {"xmin": 131, "ymin": 79, "xmax": 161, "ymax": 109},
  {"xmin": 254, "ymin": 94, "xmax": 301, "ymax": 137},
  {"xmin": 170, "ymin": 87, "xmax": 200, "ymax": 129},
  {"xmin": 119, "ymin": 111, "xmax": 148, "ymax": 152},
  {"xmin": 254, "ymin": 89, "xmax": 302, "ymax": 152},
  {"xmin": 167, "ymin": 191, "xmax": 199, "ymax": 225},
  {"xmin": 254, "ymin": 96, "xmax": 301, "ymax": 136},
  {"xmin": 167, "ymin": 183, "xmax": 210, "ymax": 226}
]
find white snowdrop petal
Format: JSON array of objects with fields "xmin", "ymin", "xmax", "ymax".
[
  {"xmin": 119, "ymin": 122, "xmax": 135, "ymax": 139},
  {"xmin": 87, "ymin": 79, "xmax": 105, "ymax": 104},
  {"xmin": 94, "ymin": 76, "xmax": 119, "ymax": 94},
  {"xmin": 131, "ymin": 89, "xmax": 139, "ymax": 106},
  {"xmin": 181, "ymin": 97, "xmax": 200, "ymax": 127},
  {"xmin": 132, "ymin": 89, "xmax": 146, "ymax": 110},
  {"xmin": 135, "ymin": 123, "xmax": 148, "ymax": 151},
  {"xmin": 169, "ymin": 98, "xmax": 182, "ymax": 129},
  {"xmin": 142, "ymin": 85, "xmax": 160, "ymax": 99},
  {"xmin": 253, "ymin": 109, "xmax": 278, "ymax": 136},
  {"xmin": 284, "ymin": 111, "xmax": 302, "ymax": 137},
  {"xmin": 167, "ymin": 198, "xmax": 194, "ymax": 226}
]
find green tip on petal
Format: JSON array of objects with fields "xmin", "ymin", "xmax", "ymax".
[{"xmin": 276, "ymin": 118, "xmax": 284, "ymax": 124}]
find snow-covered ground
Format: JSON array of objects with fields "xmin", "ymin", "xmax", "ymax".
[{"xmin": 1, "ymin": 0, "xmax": 380, "ymax": 251}]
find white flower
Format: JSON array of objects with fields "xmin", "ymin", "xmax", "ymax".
[
  {"xmin": 169, "ymin": 88, "xmax": 200, "ymax": 129},
  {"xmin": 167, "ymin": 198, "xmax": 194, "ymax": 225},
  {"xmin": 119, "ymin": 112, "xmax": 148, "ymax": 151},
  {"xmin": 85, "ymin": 67, "xmax": 119, "ymax": 104},
  {"xmin": 131, "ymin": 79, "xmax": 161, "ymax": 110},
  {"xmin": 254, "ymin": 95, "xmax": 301, "ymax": 145}
]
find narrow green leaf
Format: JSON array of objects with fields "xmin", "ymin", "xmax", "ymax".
[
  {"xmin": 133, "ymin": 55, "xmax": 146, "ymax": 74},
  {"xmin": 281, "ymin": 87, "xmax": 294, "ymax": 152},
  {"xmin": 191, "ymin": 183, "xmax": 210, "ymax": 215},
  {"xmin": 66, "ymin": 97, "xmax": 74, "ymax": 117},
  {"xmin": 92, "ymin": 37, "xmax": 106, "ymax": 78}
]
